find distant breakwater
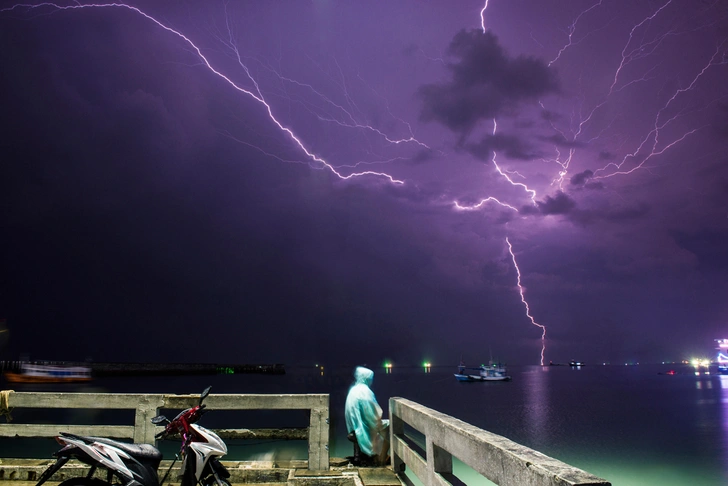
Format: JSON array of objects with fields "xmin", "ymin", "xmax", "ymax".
[{"xmin": 0, "ymin": 361, "xmax": 285, "ymax": 376}]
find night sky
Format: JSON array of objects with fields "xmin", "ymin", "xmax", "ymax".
[{"xmin": 1, "ymin": 1, "xmax": 727, "ymax": 366}]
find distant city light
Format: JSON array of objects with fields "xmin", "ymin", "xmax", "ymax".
[{"xmin": 691, "ymin": 358, "xmax": 711, "ymax": 375}]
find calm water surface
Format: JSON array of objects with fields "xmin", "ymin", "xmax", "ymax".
[{"xmin": 2, "ymin": 363, "xmax": 726, "ymax": 486}]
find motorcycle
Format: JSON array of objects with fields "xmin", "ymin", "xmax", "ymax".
[{"xmin": 35, "ymin": 386, "xmax": 231, "ymax": 486}]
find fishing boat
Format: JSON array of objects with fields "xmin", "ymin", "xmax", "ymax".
[
  {"xmin": 455, "ymin": 362, "xmax": 511, "ymax": 382},
  {"xmin": 3, "ymin": 363, "xmax": 92, "ymax": 383}
]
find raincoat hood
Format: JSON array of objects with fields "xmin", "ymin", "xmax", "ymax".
[{"xmin": 354, "ymin": 366, "xmax": 374, "ymax": 386}]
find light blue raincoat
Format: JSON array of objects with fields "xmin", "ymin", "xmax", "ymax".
[{"xmin": 345, "ymin": 366, "xmax": 387, "ymax": 456}]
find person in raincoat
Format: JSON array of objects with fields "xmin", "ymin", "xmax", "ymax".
[{"xmin": 345, "ymin": 366, "xmax": 390, "ymax": 465}]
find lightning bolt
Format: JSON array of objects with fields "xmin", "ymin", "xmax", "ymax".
[
  {"xmin": 548, "ymin": 0, "xmax": 604, "ymax": 67},
  {"xmin": 474, "ymin": 2, "xmax": 547, "ymax": 365},
  {"xmin": 1, "ymin": 2, "xmax": 408, "ymax": 185},
  {"xmin": 480, "ymin": 0, "xmax": 490, "ymax": 32},
  {"xmin": 506, "ymin": 237, "xmax": 547, "ymax": 366},
  {"xmin": 540, "ymin": 0, "xmax": 728, "ymax": 185},
  {"xmin": 453, "ymin": 197, "xmax": 518, "ymax": 213},
  {"xmin": 594, "ymin": 41, "xmax": 728, "ymax": 179}
]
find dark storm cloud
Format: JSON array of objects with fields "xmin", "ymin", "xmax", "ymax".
[
  {"xmin": 570, "ymin": 170, "xmax": 592, "ymax": 186},
  {"xmin": 565, "ymin": 202, "xmax": 650, "ymax": 226},
  {"xmin": 520, "ymin": 191, "xmax": 576, "ymax": 216},
  {"xmin": 539, "ymin": 133, "xmax": 585, "ymax": 149},
  {"xmin": 418, "ymin": 29, "xmax": 559, "ymax": 139},
  {"xmin": 569, "ymin": 170, "xmax": 604, "ymax": 191},
  {"xmin": 537, "ymin": 191, "xmax": 576, "ymax": 215},
  {"xmin": 466, "ymin": 132, "xmax": 538, "ymax": 160}
]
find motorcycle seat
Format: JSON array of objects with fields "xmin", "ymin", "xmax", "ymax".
[{"xmin": 61, "ymin": 433, "xmax": 163, "ymax": 461}]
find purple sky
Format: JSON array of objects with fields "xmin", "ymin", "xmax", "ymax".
[{"xmin": 1, "ymin": 0, "xmax": 727, "ymax": 366}]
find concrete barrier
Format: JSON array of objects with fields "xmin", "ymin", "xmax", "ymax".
[
  {"xmin": 0, "ymin": 391, "xmax": 330, "ymax": 471},
  {"xmin": 389, "ymin": 397, "xmax": 611, "ymax": 486}
]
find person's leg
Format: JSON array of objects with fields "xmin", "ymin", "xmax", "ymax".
[{"xmin": 377, "ymin": 423, "xmax": 390, "ymax": 466}]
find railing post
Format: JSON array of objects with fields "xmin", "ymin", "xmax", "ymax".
[
  {"xmin": 307, "ymin": 398, "xmax": 330, "ymax": 471},
  {"xmin": 390, "ymin": 409, "xmax": 405, "ymax": 474},
  {"xmin": 133, "ymin": 395, "xmax": 162, "ymax": 445},
  {"xmin": 433, "ymin": 443, "xmax": 453, "ymax": 477}
]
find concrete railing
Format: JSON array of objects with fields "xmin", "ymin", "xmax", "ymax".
[
  {"xmin": 0, "ymin": 391, "xmax": 330, "ymax": 471},
  {"xmin": 389, "ymin": 397, "xmax": 611, "ymax": 486}
]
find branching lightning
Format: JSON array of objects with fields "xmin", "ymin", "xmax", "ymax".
[
  {"xmin": 544, "ymin": 0, "xmax": 728, "ymax": 182},
  {"xmin": 548, "ymin": 0, "xmax": 603, "ymax": 67},
  {"xmin": 593, "ymin": 41, "xmax": 728, "ymax": 178},
  {"xmin": 1, "ymin": 2, "xmax": 410, "ymax": 184}
]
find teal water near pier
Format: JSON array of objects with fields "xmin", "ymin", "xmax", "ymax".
[{"xmin": 1, "ymin": 363, "xmax": 725, "ymax": 486}]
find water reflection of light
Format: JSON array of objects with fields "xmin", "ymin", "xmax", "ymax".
[
  {"xmin": 719, "ymin": 375, "xmax": 728, "ymax": 471},
  {"xmin": 523, "ymin": 366, "xmax": 549, "ymax": 446},
  {"xmin": 695, "ymin": 380, "xmax": 714, "ymax": 390}
]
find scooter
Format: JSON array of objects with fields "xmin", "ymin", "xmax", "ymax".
[{"xmin": 35, "ymin": 386, "xmax": 230, "ymax": 486}]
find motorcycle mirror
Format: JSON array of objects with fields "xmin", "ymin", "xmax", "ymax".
[
  {"xmin": 199, "ymin": 386, "xmax": 212, "ymax": 404},
  {"xmin": 150, "ymin": 415, "xmax": 168, "ymax": 425}
]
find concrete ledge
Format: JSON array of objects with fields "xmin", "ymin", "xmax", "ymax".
[
  {"xmin": 291, "ymin": 469, "xmax": 357, "ymax": 486},
  {"xmin": 0, "ymin": 459, "xmax": 390, "ymax": 486}
]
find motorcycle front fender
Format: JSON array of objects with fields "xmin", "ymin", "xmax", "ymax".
[
  {"xmin": 180, "ymin": 453, "xmax": 197, "ymax": 486},
  {"xmin": 208, "ymin": 458, "xmax": 230, "ymax": 479},
  {"xmin": 36, "ymin": 456, "xmax": 70, "ymax": 486}
]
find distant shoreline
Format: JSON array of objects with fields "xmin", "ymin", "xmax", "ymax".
[{"xmin": 0, "ymin": 360, "xmax": 285, "ymax": 376}]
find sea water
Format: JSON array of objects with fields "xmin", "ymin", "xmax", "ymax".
[{"xmin": 2, "ymin": 363, "xmax": 726, "ymax": 486}]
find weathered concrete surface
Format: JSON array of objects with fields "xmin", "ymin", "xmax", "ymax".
[
  {"xmin": 0, "ymin": 391, "xmax": 330, "ymax": 472},
  {"xmin": 0, "ymin": 459, "xmax": 401, "ymax": 486},
  {"xmin": 357, "ymin": 468, "xmax": 402, "ymax": 486},
  {"xmin": 390, "ymin": 398, "xmax": 611, "ymax": 486}
]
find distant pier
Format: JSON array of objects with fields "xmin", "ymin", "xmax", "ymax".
[{"xmin": 0, "ymin": 361, "xmax": 285, "ymax": 376}]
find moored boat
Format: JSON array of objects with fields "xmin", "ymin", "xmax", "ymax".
[
  {"xmin": 4, "ymin": 363, "xmax": 92, "ymax": 383},
  {"xmin": 455, "ymin": 361, "xmax": 511, "ymax": 382}
]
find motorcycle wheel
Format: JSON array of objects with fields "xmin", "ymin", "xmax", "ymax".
[{"xmin": 57, "ymin": 478, "xmax": 110, "ymax": 486}]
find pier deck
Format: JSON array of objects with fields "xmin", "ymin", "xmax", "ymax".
[
  {"xmin": 0, "ymin": 391, "xmax": 611, "ymax": 485},
  {"xmin": 0, "ymin": 459, "xmax": 403, "ymax": 486}
]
